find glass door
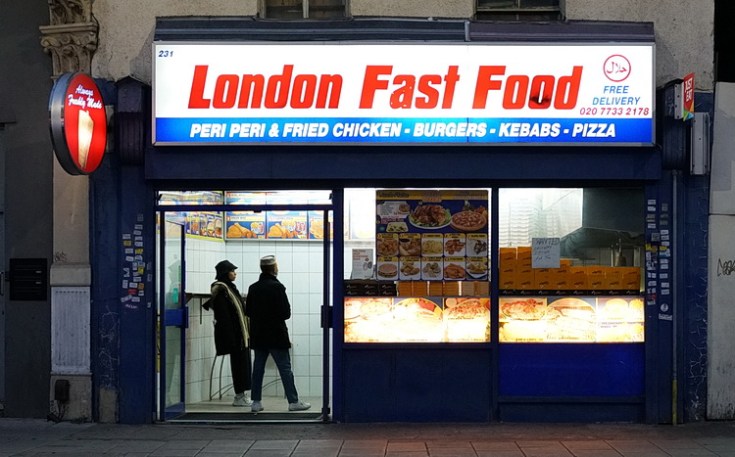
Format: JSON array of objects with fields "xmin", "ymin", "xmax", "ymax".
[{"xmin": 159, "ymin": 219, "xmax": 187, "ymax": 419}]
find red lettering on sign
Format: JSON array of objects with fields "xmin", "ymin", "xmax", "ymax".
[
  {"xmin": 473, "ymin": 66, "xmax": 583, "ymax": 110},
  {"xmin": 360, "ymin": 66, "xmax": 392, "ymax": 108},
  {"xmin": 188, "ymin": 65, "xmax": 210, "ymax": 108},
  {"xmin": 188, "ymin": 65, "xmax": 343, "ymax": 109},
  {"xmin": 359, "ymin": 65, "xmax": 460, "ymax": 109}
]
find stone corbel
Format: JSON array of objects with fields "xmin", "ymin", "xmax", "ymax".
[{"xmin": 39, "ymin": 0, "xmax": 98, "ymax": 77}]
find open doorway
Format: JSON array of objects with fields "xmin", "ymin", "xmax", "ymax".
[{"xmin": 156, "ymin": 190, "xmax": 333, "ymax": 423}]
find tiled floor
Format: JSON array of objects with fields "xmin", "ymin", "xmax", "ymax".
[{"xmin": 186, "ymin": 395, "xmax": 324, "ymax": 414}]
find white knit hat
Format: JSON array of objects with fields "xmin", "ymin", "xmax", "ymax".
[{"xmin": 260, "ymin": 255, "xmax": 277, "ymax": 266}]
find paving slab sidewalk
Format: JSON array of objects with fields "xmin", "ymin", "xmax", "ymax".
[{"xmin": 1, "ymin": 419, "xmax": 734, "ymax": 457}]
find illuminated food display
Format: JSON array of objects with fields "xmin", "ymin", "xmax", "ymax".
[
  {"xmin": 344, "ymin": 296, "xmax": 490, "ymax": 343},
  {"xmin": 499, "ymin": 295, "xmax": 645, "ymax": 343}
]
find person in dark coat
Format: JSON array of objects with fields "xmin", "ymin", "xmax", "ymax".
[
  {"xmin": 204, "ymin": 260, "xmax": 252, "ymax": 407},
  {"xmin": 245, "ymin": 255, "xmax": 310, "ymax": 412}
]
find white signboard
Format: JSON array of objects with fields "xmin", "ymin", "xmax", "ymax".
[{"xmin": 153, "ymin": 42, "xmax": 654, "ymax": 146}]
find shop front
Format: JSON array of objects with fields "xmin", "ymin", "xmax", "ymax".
[{"xmin": 95, "ymin": 18, "xmax": 680, "ymax": 424}]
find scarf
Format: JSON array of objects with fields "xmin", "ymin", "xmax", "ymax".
[{"xmin": 213, "ymin": 281, "xmax": 250, "ymax": 347}]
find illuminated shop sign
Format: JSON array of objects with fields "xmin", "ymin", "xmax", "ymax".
[
  {"xmin": 49, "ymin": 72, "xmax": 108, "ymax": 174},
  {"xmin": 153, "ymin": 43, "xmax": 654, "ymax": 146}
]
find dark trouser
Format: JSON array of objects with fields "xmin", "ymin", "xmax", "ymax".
[
  {"xmin": 230, "ymin": 347, "xmax": 252, "ymax": 394},
  {"xmin": 251, "ymin": 348, "xmax": 299, "ymax": 404}
]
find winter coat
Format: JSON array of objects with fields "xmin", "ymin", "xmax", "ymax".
[
  {"xmin": 205, "ymin": 281, "xmax": 249, "ymax": 355},
  {"xmin": 245, "ymin": 273, "xmax": 292, "ymax": 350}
]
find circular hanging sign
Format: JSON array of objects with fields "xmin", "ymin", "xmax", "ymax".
[{"xmin": 49, "ymin": 73, "xmax": 108, "ymax": 175}]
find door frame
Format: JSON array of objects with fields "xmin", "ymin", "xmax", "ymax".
[
  {"xmin": 158, "ymin": 219, "xmax": 187, "ymax": 420},
  {"xmin": 155, "ymin": 199, "xmax": 333, "ymax": 422}
]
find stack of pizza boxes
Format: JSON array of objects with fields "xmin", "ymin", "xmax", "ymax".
[
  {"xmin": 498, "ymin": 247, "xmax": 517, "ymax": 290},
  {"xmin": 568, "ymin": 266, "xmax": 589, "ymax": 290},
  {"xmin": 515, "ymin": 247, "xmax": 534, "ymax": 290},
  {"xmin": 620, "ymin": 267, "xmax": 641, "ymax": 290},
  {"xmin": 534, "ymin": 259, "xmax": 573, "ymax": 290}
]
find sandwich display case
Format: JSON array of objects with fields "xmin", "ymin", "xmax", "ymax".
[
  {"xmin": 344, "ymin": 296, "xmax": 490, "ymax": 343},
  {"xmin": 499, "ymin": 295, "xmax": 644, "ymax": 343}
]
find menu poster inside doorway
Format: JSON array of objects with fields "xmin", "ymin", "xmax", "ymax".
[
  {"xmin": 375, "ymin": 190, "xmax": 489, "ymax": 281},
  {"xmin": 157, "ymin": 191, "xmax": 224, "ymax": 240},
  {"xmin": 224, "ymin": 191, "xmax": 312, "ymax": 240},
  {"xmin": 224, "ymin": 191, "xmax": 267, "ymax": 239}
]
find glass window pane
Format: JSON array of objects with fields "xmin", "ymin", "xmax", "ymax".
[
  {"xmin": 499, "ymin": 188, "xmax": 582, "ymax": 246},
  {"xmin": 478, "ymin": 0, "xmax": 519, "ymax": 8},
  {"xmin": 266, "ymin": 0, "xmax": 304, "ymax": 18},
  {"xmin": 521, "ymin": 0, "xmax": 559, "ymax": 7},
  {"xmin": 476, "ymin": 0, "xmax": 560, "ymax": 20},
  {"xmin": 498, "ymin": 188, "xmax": 644, "ymax": 344},
  {"xmin": 310, "ymin": 0, "xmax": 346, "ymax": 18},
  {"xmin": 344, "ymin": 188, "xmax": 491, "ymax": 344}
]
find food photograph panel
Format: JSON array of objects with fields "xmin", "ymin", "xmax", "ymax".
[
  {"xmin": 498, "ymin": 295, "xmax": 645, "ymax": 343},
  {"xmin": 376, "ymin": 189, "xmax": 489, "ymax": 282},
  {"xmin": 344, "ymin": 296, "xmax": 490, "ymax": 343}
]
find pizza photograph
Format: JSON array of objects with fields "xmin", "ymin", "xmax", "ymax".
[{"xmin": 450, "ymin": 205, "xmax": 488, "ymax": 232}]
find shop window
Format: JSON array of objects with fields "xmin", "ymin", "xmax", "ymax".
[
  {"xmin": 498, "ymin": 188, "xmax": 645, "ymax": 344},
  {"xmin": 476, "ymin": 0, "xmax": 561, "ymax": 21},
  {"xmin": 262, "ymin": 0, "xmax": 349, "ymax": 19},
  {"xmin": 344, "ymin": 188, "xmax": 492, "ymax": 344}
]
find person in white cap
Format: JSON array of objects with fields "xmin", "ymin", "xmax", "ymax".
[
  {"xmin": 203, "ymin": 260, "xmax": 252, "ymax": 407},
  {"xmin": 245, "ymin": 255, "xmax": 311, "ymax": 412}
]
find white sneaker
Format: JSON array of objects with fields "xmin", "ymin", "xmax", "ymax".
[
  {"xmin": 251, "ymin": 400, "xmax": 264, "ymax": 412},
  {"xmin": 232, "ymin": 392, "xmax": 253, "ymax": 407},
  {"xmin": 288, "ymin": 400, "xmax": 311, "ymax": 411}
]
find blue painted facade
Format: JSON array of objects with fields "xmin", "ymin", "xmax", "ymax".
[{"xmin": 86, "ymin": 19, "xmax": 710, "ymax": 424}]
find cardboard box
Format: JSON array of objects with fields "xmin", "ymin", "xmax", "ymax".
[
  {"xmin": 499, "ymin": 247, "xmax": 517, "ymax": 265},
  {"xmin": 534, "ymin": 268, "xmax": 552, "ymax": 290},
  {"xmin": 517, "ymin": 268, "xmax": 534, "ymax": 290},
  {"xmin": 443, "ymin": 281, "xmax": 460, "ymax": 296},
  {"xmin": 621, "ymin": 267, "xmax": 641, "ymax": 290},
  {"xmin": 499, "ymin": 273, "xmax": 516, "ymax": 290},
  {"xmin": 397, "ymin": 281, "xmax": 413, "ymax": 296},
  {"xmin": 475, "ymin": 281, "xmax": 490, "ymax": 296},
  {"xmin": 569, "ymin": 267, "xmax": 588, "ymax": 290},
  {"xmin": 554, "ymin": 277, "xmax": 571, "ymax": 290},
  {"xmin": 516, "ymin": 246, "xmax": 531, "ymax": 259},
  {"xmin": 500, "ymin": 258, "xmax": 517, "ymax": 273},
  {"xmin": 516, "ymin": 246, "xmax": 532, "ymax": 268},
  {"xmin": 553, "ymin": 267, "xmax": 571, "ymax": 290},
  {"xmin": 412, "ymin": 281, "xmax": 429, "ymax": 296},
  {"xmin": 499, "ymin": 262, "xmax": 516, "ymax": 289},
  {"xmin": 587, "ymin": 266, "xmax": 605, "ymax": 290},
  {"xmin": 459, "ymin": 281, "xmax": 475, "ymax": 296},
  {"xmin": 603, "ymin": 268, "xmax": 622, "ymax": 290},
  {"xmin": 428, "ymin": 281, "xmax": 444, "ymax": 296}
]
